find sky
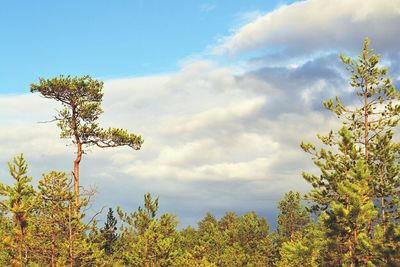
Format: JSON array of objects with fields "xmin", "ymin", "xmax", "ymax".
[{"xmin": 0, "ymin": 0, "xmax": 400, "ymax": 228}]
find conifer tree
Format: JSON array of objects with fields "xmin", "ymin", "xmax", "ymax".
[
  {"xmin": 0, "ymin": 155, "xmax": 36, "ymax": 266},
  {"xmin": 197, "ymin": 212, "xmax": 224, "ymax": 264},
  {"xmin": 101, "ymin": 208, "xmax": 118, "ymax": 256},
  {"xmin": 301, "ymin": 38, "xmax": 400, "ymax": 215},
  {"xmin": 321, "ymin": 160, "xmax": 377, "ymax": 266},
  {"xmin": 277, "ymin": 191, "xmax": 311, "ymax": 242},
  {"xmin": 0, "ymin": 207, "xmax": 14, "ymax": 264},
  {"xmin": 31, "ymin": 75, "xmax": 144, "ymax": 214},
  {"xmin": 31, "ymin": 171, "xmax": 74, "ymax": 266},
  {"xmin": 117, "ymin": 193, "xmax": 180, "ymax": 266},
  {"xmin": 301, "ymin": 38, "xmax": 400, "ymax": 264},
  {"xmin": 275, "ymin": 191, "xmax": 312, "ymax": 266}
]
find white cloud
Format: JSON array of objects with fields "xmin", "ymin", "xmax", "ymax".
[
  {"xmin": 162, "ymin": 97, "xmax": 266, "ymax": 135},
  {"xmin": 214, "ymin": 0, "xmax": 400, "ymax": 57}
]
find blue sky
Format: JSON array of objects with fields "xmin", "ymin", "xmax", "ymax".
[
  {"xmin": 0, "ymin": 0, "xmax": 399, "ymax": 227},
  {"xmin": 0, "ymin": 0, "xmax": 296, "ymax": 94}
]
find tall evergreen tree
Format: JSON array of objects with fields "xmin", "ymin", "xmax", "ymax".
[
  {"xmin": 301, "ymin": 38, "xmax": 400, "ymax": 215},
  {"xmin": 31, "ymin": 75, "xmax": 144, "ymax": 214},
  {"xmin": 301, "ymin": 38, "xmax": 400, "ymax": 265}
]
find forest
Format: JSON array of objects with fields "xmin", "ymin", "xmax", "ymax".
[{"xmin": 0, "ymin": 39, "xmax": 399, "ymax": 267}]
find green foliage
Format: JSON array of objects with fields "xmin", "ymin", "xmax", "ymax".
[
  {"xmin": 179, "ymin": 211, "xmax": 271, "ymax": 266},
  {"xmin": 0, "ymin": 210, "xmax": 13, "ymax": 264},
  {"xmin": 0, "ymin": 39, "xmax": 397, "ymax": 266},
  {"xmin": 322, "ymin": 160, "xmax": 377, "ymax": 266},
  {"xmin": 30, "ymin": 171, "xmax": 74, "ymax": 265},
  {"xmin": 374, "ymin": 223, "xmax": 400, "ymax": 266},
  {"xmin": 116, "ymin": 193, "xmax": 180, "ymax": 266},
  {"xmin": 0, "ymin": 154, "xmax": 36, "ymax": 266},
  {"xmin": 101, "ymin": 208, "xmax": 118, "ymax": 256},
  {"xmin": 30, "ymin": 75, "xmax": 144, "ymax": 213},
  {"xmin": 277, "ymin": 191, "xmax": 311, "ymax": 242},
  {"xmin": 301, "ymin": 38, "xmax": 400, "ymax": 265},
  {"xmin": 30, "ymin": 75, "xmax": 143, "ymax": 150}
]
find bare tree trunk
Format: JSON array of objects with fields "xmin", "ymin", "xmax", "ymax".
[
  {"xmin": 363, "ymin": 82, "xmax": 374, "ymax": 237},
  {"xmin": 71, "ymin": 107, "xmax": 82, "ymax": 217},
  {"xmin": 348, "ymin": 238, "xmax": 354, "ymax": 267},
  {"xmin": 18, "ymin": 225, "xmax": 23, "ymax": 267},
  {"xmin": 73, "ymin": 141, "xmax": 82, "ymax": 216},
  {"xmin": 18, "ymin": 222, "xmax": 27, "ymax": 267},
  {"xmin": 51, "ymin": 233, "xmax": 56, "ymax": 267},
  {"xmin": 379, "ymin": 165, "xmax": 386, "ymax": 232},
  {"xmin": 364, "ymin": 84, "xmax": 369, "ymax": 162},
  {"xmin": 381, "ymin": 196, "xmax": 386, "ymax": 231},
  {"xmin": 290, "ymin": 212, "xmax": 294, "ymax": 242}
]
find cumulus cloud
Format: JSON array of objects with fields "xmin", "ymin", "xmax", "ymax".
[{"xmin": 214, "ymin": 0, "xmax": 400, "ymax": 59}]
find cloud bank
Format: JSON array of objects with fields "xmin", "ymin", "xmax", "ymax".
[{"xmin": 1, "ymin": 0, "xmax": 399, "ymax": 227}]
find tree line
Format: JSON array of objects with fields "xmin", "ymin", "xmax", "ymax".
[{"xmin": 0, "ymin": 38, "xmax": 399, "ymax": 266}]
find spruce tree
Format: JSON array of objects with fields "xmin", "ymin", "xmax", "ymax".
[{"xmin": 101, "ymin": 208, "xmax": 118, "ymax": 256}]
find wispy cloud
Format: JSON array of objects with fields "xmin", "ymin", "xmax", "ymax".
[{"xmin": 199, "ymin": 3, "xmax": 216, "ymax": 13}]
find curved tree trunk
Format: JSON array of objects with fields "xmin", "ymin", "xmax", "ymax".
[{"xmin": 71, "ymin": 107, "xmax": 82, "ymax": 217}]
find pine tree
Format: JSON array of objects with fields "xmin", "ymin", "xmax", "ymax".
[
  {"xmin": 278, "ymin": 220, "xmax": 326, "ymax": 267},
  {"xmin": 31, "ymin": 75, "xmax": 143, "ymax": 214},
  {"xmin": 0, "ymin": 154, "xmax": 36, "ymax": 266},
  {"xmin": 301, "ymin": 38, "xmax": 400, "ymax": 215},
  {"xmin": 117, "ymin": 193, "xmax": 180, "ymax": 266},
  {"xmin": 0, "ymin": 210, "xmax": 13, "ymax": 264},
  {"xmin": 275, "ymin": 191, "xmax": 312, "ymax": 266},
  {"xmin": 101, "ymin": 208, "xmax": 118, "ymax": 256},
  {"xmin": 196, "ymin": 212, "xmax": 224, "ymax": 265},
  {"xmin": 321, "ymin": 160, "xmax": 377, "ymax": 266},
  {"xmin": 301, "ymin": 38, "xmax": 400, "ymax": 264},
  {"xmin": 277, "ymin": 191, "xmax": 311, "ymax": 242},
  {"xmin": 337, "ymin": 39, "xmax": 400, "ymax": 230},
  {"xmin": 30, "ymin": 171, "xmax": 74, "ymax": 266}
]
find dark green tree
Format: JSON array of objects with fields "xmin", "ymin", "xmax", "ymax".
[{"xmin": 101, "ymin": 208, "xmax": 118, "ymax": 256}]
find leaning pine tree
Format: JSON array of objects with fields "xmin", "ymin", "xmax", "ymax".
[
  {"xmin": 31, "ymin": 75, "xmax": 144, "ymax": 215},
  {"xmin": 301, "ymin": 38, "xmax": 400, "ymax": 265}
]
